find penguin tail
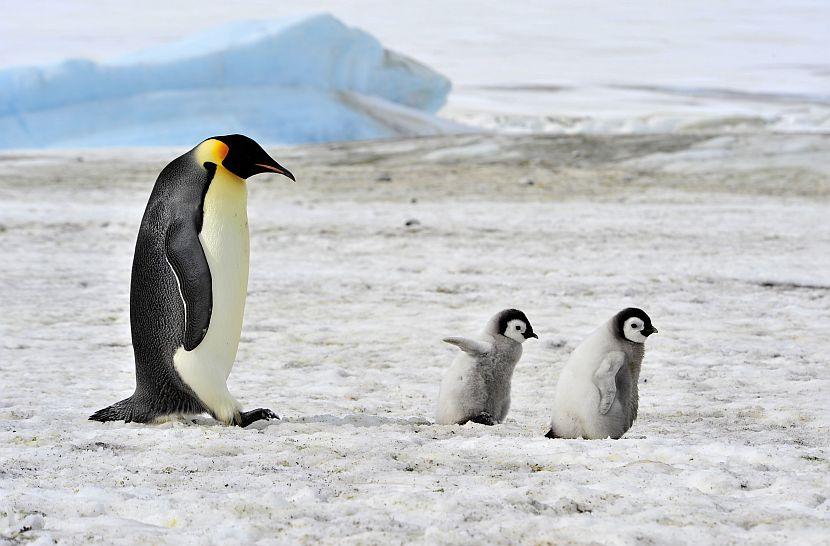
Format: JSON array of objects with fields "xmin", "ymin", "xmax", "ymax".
[
  {"xmin": 89, "ymin": 397, "xmax": 138, "ymax": 423},
  {"xmin": 544, "ymin": 428, "xmax": 558, "ymax": 439}
]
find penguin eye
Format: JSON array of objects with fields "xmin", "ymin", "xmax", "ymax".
[{"xmin": 515, "ymin": 325, "xmax": 521, "ymax": 330}]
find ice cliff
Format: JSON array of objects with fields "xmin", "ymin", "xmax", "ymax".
[{"xmin": 0, "ymin": 14, "xmax": 455, "ymax": 148}]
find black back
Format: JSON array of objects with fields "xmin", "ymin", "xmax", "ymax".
[{"xmin": 126, "ymin": 147, "xmax": 215, "ymax": 419}]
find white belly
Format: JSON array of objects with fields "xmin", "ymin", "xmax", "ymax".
[{"xmin": 173, "ymin": 167, "xmax": 249, "ymax": 424}]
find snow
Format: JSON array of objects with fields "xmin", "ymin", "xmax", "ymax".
[
  {"xmin": 0, "ymin": 14, "xmax": 453, "ymax": 149},
  {"xmin": 1, "ymin": 133, "xmax": 828, "ymax": 543}
]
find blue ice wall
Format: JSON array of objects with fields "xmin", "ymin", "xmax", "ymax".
[{"xmin": 0, "ymin": 14, "xmax": 451, "ymax": 148}]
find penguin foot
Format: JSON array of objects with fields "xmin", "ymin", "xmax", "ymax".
[
  {"xmin": 468, "ymin": 412, "xmax": 496, "ymax": 426},
  {"xmin": 237, "ymin": 408, "xmax": 280, "ymax": 427},
  {"xmin": 544, "ymin": 428, "xmax": 558, "ymax": 439}
]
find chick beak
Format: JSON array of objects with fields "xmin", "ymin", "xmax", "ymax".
[
  {"xmin": 526, "ymin": 332, "xmax": 539, "ymax": 339},
  {"xmin": 643, "ymin": 326, "xmax": 658, "ymax": 336}
]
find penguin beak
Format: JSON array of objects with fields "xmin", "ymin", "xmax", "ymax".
[
  {"xmin": 526, "ymin": 332, "xmax": 538, "ymax": 339},
  {"xmin": 643, "ymin": 326, "xmax": 658, "ymax": 336},
  {"xmin": 254, "ymin": 161, "xmax": 295, "ymax": 181}
]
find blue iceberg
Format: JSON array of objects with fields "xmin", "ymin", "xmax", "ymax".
[{"xmin": 0, "ymin": 14, "xmax": 455, "ymax": 148}]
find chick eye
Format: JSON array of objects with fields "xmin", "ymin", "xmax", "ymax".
[{"xmin": 515, "ymin": 325, "xmax": 521, "ymax": 330}]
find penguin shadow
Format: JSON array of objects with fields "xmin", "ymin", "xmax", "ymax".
[
  {"xmin": 282, "ymin": 414, "xmax": 432, "ymax": 428},
  {"xmin": 162, "ymin": 415, "xmax": 280, "ymax": 430},
  {"xmin": 156, "ymin": 414, "xmax": 433, "ymax": 430}
]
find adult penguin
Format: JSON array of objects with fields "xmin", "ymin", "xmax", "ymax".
[{"xmin": 90, "ymin": 135, "xmax": 295, "ymax": 427}]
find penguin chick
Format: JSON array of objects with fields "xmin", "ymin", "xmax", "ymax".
[
  {"xmin": 90, "ymin": 135, "xmax": 294, "ymax": 427},
  {"xmin": 546, "ymin": 308, "xmax": 657, "ymax": 439},
  {"xmin": 436, "ymin": 309, "xmax": 538, "ymax": 425}
]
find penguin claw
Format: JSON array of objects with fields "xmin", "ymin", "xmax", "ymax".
[
  {"xmin": 259, "ymin": 409, "xmax": 280, "ymax": 421},
  {"xmin": 468, "ymin": 412, "xmax": 496, "ymax": 426},
  {"xmin": 237, "ymin": 408, "xmax": 280, "ymax": 427}
]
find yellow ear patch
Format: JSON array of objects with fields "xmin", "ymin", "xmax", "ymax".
[{"xmin": 195, "ymin": 138, "xmax": 229, "ymax": 166}]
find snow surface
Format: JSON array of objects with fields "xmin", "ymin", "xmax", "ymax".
[
  {"xmin": 1, "ymin": 133, "xmax": 828, "ymax": 544},
  {"xmin": 1, "ymin": 0, "xmax": 829, "ymax": 139},
  {"xmin": 0, "ymin": 14, "xmax": 454, "ymax": 149}
]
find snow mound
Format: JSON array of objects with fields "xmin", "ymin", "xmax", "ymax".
[{"xmin": 0, "ymin": 14, "xmax": 456, "ymax": 148}]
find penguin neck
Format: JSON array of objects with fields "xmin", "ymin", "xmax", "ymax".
[
  {"xmin": 491, "ymin": 334, "xmax": 523, "ymax": 372},
  {"xmin": 205, "ymin": 165, "xmax": 248, "ymax": 210},
  {"xmin": 201, "ymin": 163, "xmax": 249, "ymax": 251}
]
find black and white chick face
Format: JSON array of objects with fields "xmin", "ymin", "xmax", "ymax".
[
  {"xmin": 615, "ymin": 308, "xmax": 658, "ymax": 344},
  {"xmin": 496, "ymin": 309, "xmax": 538, "ymax": 344}
]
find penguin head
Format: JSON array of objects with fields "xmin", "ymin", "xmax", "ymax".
[
  {"xmin": 197, "ymin": 134, "xmax": 295, "ymax": 181},
  {"xmin": 491, "ymin": 308, "xmax": 538, "ymax": 343},
  {"xmin": 614, "ymin": 307, "xmax": 657, "ymax": 343}
]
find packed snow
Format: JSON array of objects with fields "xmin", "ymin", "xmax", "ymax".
[
  {"xmin": 0, "ymin": 14, "xmax": 454, "ymax": 149},
  {"xmin": 1, "ymin": 133, "xmax": 828, "ymax": 544}
]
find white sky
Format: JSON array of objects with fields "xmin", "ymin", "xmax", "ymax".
[{"xmin": 2, "ymin": 0, "xmax": 828, "ymax": 94}]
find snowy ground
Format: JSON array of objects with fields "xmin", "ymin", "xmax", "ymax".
[{"xmin": 1, "ymin": 132, "xmax": 829, "ymax": 544}]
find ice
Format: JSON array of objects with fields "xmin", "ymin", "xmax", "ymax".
[
  {"xmin": 1, "ymin": 1, "xmax": 828, "ymax": 140},
  {"xmin": 0, "ymin": 14, "xmax": 454, "ymax": 149}
]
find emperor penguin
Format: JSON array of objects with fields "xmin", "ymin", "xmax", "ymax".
[
  {"xmin": 546, "ymin": 308, "xmax": 657, "ymax": 439},
  {"xmin": 90, "ymin": 134, "xmax": 295, "ymax": 427},
  {"xmin": 436, "ymin": 309, "xmax": 538, "ymax": 426}
]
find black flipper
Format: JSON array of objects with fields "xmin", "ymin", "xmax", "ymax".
[{"xmin": 165, "ymin": 218, "xmax": 212, "ymax": 351}]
